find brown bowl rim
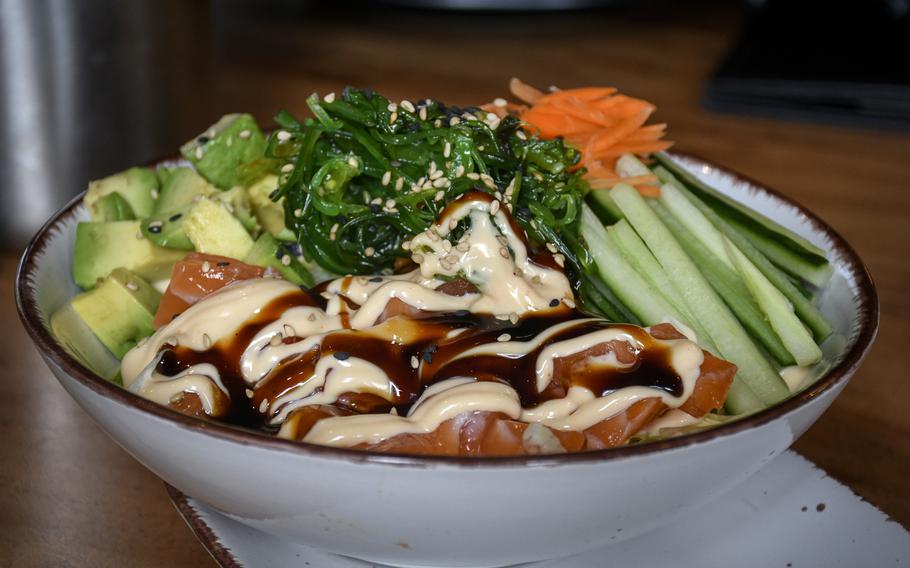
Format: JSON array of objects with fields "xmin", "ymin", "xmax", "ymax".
[{"xmin": 15, "ymin": 151, "xmax": 880, "ymax": 468}]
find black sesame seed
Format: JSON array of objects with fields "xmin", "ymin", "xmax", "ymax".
[
  {"xmin": 333, "ymin": 351, "xmax": 350, "ymax": 361},
  {"xmin": 369, "ymin": 204, "xmax": 382, "ymax": 214},
  {"xmin": 217, "ymin": 261, "xmax": 230, "ymax": 267},
  {"xmin": 171, "ymin": 312, "xmax": 181, "ymax": 320},
  {"xmin": 168, "ymin": 213, "xmax": 183, "ymax": 222},
  {"xmin": 148, "ymin": 225, "xmax": 162, "ymax": 234},
  {"xmin": 453, "ymin": 309, "xmax": 470, "ymax": 317},
  {"xmin": 197, "ymin": 136, "xmax": 210, "ymax": 144},
  {"xmin": 549, "ymin": 299, "xmax": 560, "ymax": 308},
  {"xmin": 516, "ymin": 206, "xmax": 532, "ymax": 218},
  {"xmin": 369, "ymin": 276, "xmax": 383, "ymax": 283},
  {"xmin": 268, "ymin": 189, "xmax": 279, "ymax": 200},
  {"xmin": 336, "ymin": 215, "xmax": 348, "ymax": 225}
]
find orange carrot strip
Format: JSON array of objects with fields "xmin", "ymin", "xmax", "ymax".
[{"xmin": 510, "ymin": 78, "xmax": 545, "ymax": 104}]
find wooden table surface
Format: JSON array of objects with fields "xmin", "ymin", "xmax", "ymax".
[{"xmin": 2, "ymin": 2, "xmax": 908, "ymax": 566}]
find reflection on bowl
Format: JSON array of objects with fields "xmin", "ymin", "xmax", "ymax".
[{"xmin": 16, "ymin": 153, "xmax": 877, "ymax": 567}]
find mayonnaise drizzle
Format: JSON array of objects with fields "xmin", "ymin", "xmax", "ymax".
[{"xmin": 122, "ymin": 194, "xmax": 707, "ymax": 449}]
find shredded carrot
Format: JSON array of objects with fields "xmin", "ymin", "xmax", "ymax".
[{"xmin": 507, "ymin": 78, "xmax": 673, "ymax": 196}]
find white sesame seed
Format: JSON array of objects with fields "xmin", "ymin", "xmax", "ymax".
[
  {"xmin": 440, "ymin": 259, "xmax": 453, "ymax": 271},
  {"xmin": 400, "ymin": 100, "xmax": 415, "ymax": 113},
  {"xmin": 281, "ymin": 254, "xmax": 291, "ymax": 266},
  {"xmin": 563, "ymin": 298, "xmax": 576, "ymax": 309},
  {"xmin": 449, "ymin": 117, "xmax": 461, "ymax": 126},
  {"xmin": 308, "ymin": 313, "xmax": 317, "ymax": 322},
  {"xmin": 445, "ymin": 254, "xmax": 459, "ymax": 265},
  {"xmin": 516, "ymin": 130, "xmax": 527, "ymax": 140},
  {"xmin": 456, "ymin": 242, "xmax": 470, "ymax": 252},
  {"xmin": 401, "ymin": 240, "xmax": 411, "ymax": 250},
  {"xmin": 499, "ymin": 247, "xmax": 510, "ymax": 259},
  {"xmin": 245, "ymin": 388, "xmax": 254, "ymax": 398},
  {"xmin": 281, "ymin": 163, "xmax": 294, "ymax": 173},
  {"xmin": 509, "ymin": 312, "xmax": 519, "ymax": 324},
  {"xmin": 283, "ymin": 324, "xmax": 296, "ymax": 337},
  {"xmin": 434, "ymin": 190, "xmax": 445, "ymax": 201},
  {"xmin": 239, "ymin": 129, "xmax": 251, "ymax": 139},
  {"xmin": 385, "ymin": 199, "xmax": 396, "ymax": 209},
  {"xmin": 466, "ymin": 172, "xmax": 480, "ymax": 180},
  {"xmin": 330, "ymin": 222, "xmax": 339, "ymax": 234},
  {"xmin": 496, "ymin": 314, "xmax": 510, "ymax": 321},
  {"xmin": 546, "ymin": 243, "xmax": 557, "ymax": 253},
  {"xmin": 443, "ymin": 141, "xmax": 451, "ymax": 158},
  {"xmin": 381, "ymin": 171, "xmax": 392, "ymax": 186},
  {"xmin": 277, "ymin": 130, "xmax": 291, "ymax": 142},
  {"xmin": 411, "ymin": 253, "xmax": 425, "ymax": 264},
  {"xmin": 165, "ymin": 337, "xmax": 178, "ymax": 347},
  {"xmin": 464, "ymin": 113, "xmax": 478, "ymax": 121},
  {"xmin": 419, "ymin": 107, "xmax": 427, "ymax": 121},
  {"xmin": 389, "ymin": 112, "xmax": 398, "ymax": 125},
  {"xmin": 126, "ymin": 281, "xmax": 138, "ymax": 291},
  {"xmin": 417, "ymin": 176, "xmax": 426, "ymax": 186},
  {"xmin": 430, "ymin": 170, "xmax": 443, "ymax": 181},
  {"xmin": 432, "ymin": 177, "xmax": 449, "ymax": 188},
  {"xmin": 194, "ymin": 146, "xmax": 204, "ymax": 160},
  {"xmin": 364, "ymin": 247, "xmax": 375, "ymax": 257},
  {"xmin": 493, "ymin": 97, "xmax": 507, "ymax": 107},
  {"xmin": 323, "ymin": 92, "xmax": 336, "ymax": 103},
  {"xmin": 371, "ymin": 197, "xmax": 383, "ymax": 205},
  {"xmin": 387, "ymin": 103, "xmax": 398, "ymax": 112},
  {"xmin": 490, "ymin": 200, "xmax": 500, "ymax": 214},
  {"xmin": 201, "ymin": 261, "xmax": 211, "ymax": 273},
  {"xmin": 434, "ymin": 119, "xmax": 442, "ymax": 128},
  {"xmin": 320, "ymin": 291, "xmax": 333, "ymax": 300},
  {"xmin": 441, "ymin": 239, "xmax": 452, "ymax": 251},
  {"xmin": 497, "ymin": 333, "xmax": 511, "ymax": 342},
  {"xmin": 202, "ymin": 333, "xmax": 213, "ymax": 349},
  {"xmin": 347, "ymin": 156, "xmax": 359, "ymax": 168},
  {"xmin": 448, "ymin": 219, "xmax": 458, "ymax": 231},
  {"xmin": 148, "ymin": 220, "xmax": 163, "ymax": 229},
  {"xmin": 497, "ymin": 235, "xmax": 509, "ymax": 246},
  {"xmin": 294, "ymin": 208, "xmax": 303, "ymax": 217},
  {"xmin": 410, "ymin": 355, "xmax": 419, "ymax": 369},
  {"xmin": 486, "ymin": 112, "xmax": 499, "ymax": 122},
  {"xmin": 259, "ymin": 399, "xmax": 269, "ymax": 414},
  {"xmin": 494, "ymin": 191, "xmax": 503, "ymax": 201},
  {"xmin": 454, "ymin": 165, "xmax": 465, "ymax": 177},
  {"xmin": 395, "ymin": 177, "xmax": 404, "ymax": 191},
  {"xmin": 554, "ymin": 254, "xmax": 565, "ymax": 267}
]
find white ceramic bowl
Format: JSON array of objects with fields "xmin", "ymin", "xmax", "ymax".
[{"xmin": 17, "ymin": 153, "xmax": 878, "ymax": 568}]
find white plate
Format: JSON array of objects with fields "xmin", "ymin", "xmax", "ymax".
[{"xmin": 169, "ymin": 451, "xmax": 909, "ymax": 568}]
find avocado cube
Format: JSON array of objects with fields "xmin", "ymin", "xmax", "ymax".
[
  {"xmin": 181, "ymin": 114, "xmax": 266, "ymax": 190},
  {"xmin": 70, "ymin": 268, "xmax": 161, "ymax": 358},
  {"xmin": 141, "ymin": 207, "xmax": 194, "ymax": 250},
  {"xmin": 215, "ymin": 186, "xmax": 260, "ymax": 236},
  {"xmin": 184, "ymin": 197, "xmax": 254, "ymax": 260},
  {"xmin": 85, "ymin": 167, "xmax": 159, "ymax": 219},
  {"xmin": 50, "ymin": 302, "xmax": 122, "ymax": 381},
  {"xmin": 244, "ymin": 233, "xmax": 313, "ymax": 287},
  {"xmin": 91, "ymin": 192, "xmax": 136, "ymax": 222},
  {"xmin": 73, "ymin": 221, "xmax": 187, "ymax": 289},
  {"xmin": 153, "ymin": 168, "xmax": 216, "ymax": 215},
  {"xmin": 247, "ymin": 175, "xmax": 295, "ymax": 241}
]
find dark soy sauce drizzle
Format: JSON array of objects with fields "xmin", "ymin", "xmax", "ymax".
[{"xmin": 153, "ymin": 285, "xmax": 685, "ymax": 433}]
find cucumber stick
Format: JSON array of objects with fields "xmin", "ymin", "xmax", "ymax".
[
  {"xmin": 660, "ymin": 182, "xmax": 735, "ymax": 271},
  {"xmin": 669, "ymin": 183, "xmax": 832, "ymax": 341},
  {"xmin": 725, "ymin": 240, "xmax": 822, "ymax": 366},
  {"xmin": 610, "ymin": 184, "xmax": 790, "ymax": 408},
  {"xmin": 608, "ymin": 220, "xmax": 708, "ymax": 344},
  {"xmin": 652, "ymin": 153, "xmax": 828, "ymax": 261},
  {"xmin": 616, "ymin": 154, "xmax": 653, "ymax": 177},
  {"xmin": 586, "ymin": 191, "xmax": 624, "ymax": 224},
  {"xmin": 651, "ymin": 200, "xmax": 795, "ymax": 366},
  {"xmin": 581, "ymin": 205, "xmax": 685, "ymax": 327}
]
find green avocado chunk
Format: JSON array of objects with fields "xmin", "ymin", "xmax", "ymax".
[
  {"xmin": 247, "ymin": 175, "xmax": 295, "ymax": 241},
  {"xmin": 141, "ymin": 207, "xmax": 194, "ymax": 250},
  {"xmin": 153, "ymin": 167, "xmax": 216, "ymax": 215},
  {"xmin": 214, "ymin": 186, "xmax": 260, "ymax": 236},
  {"xmin": 181, "ymin": 114, "xmax": 266, "ymax": 190},
  {"xmin": 85, "ymin": 167, "xmax": 159, "ymax": 219},
  {"xmin": 91, "ymin": 192, "xmax": 136, "ymax": 222},
  {"xmin": 73, "ymin": 220, "xmax": 187, "ymax": 289},
  {"xmin": 69, "ymin": 268, "xmax": 161, "ymax": 358},
  {"xmin": 184, "ymin": 197, "xmax": 255, "ymax": 260},
  {"xmin": 243, "ymin": 233, "xmax": 313, "ymax": 287}
]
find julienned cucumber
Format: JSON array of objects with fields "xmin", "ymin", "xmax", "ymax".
[
  {"xmin": 610, "ymin": 184, "xmax": 790, "ymax": 410},
  {"xmin": 580, "ymin": 206, "xmax": 686, "ymax": 327},
  {"xmin": 608, "ymin": 219, "xmax": 711, "ymax": 348},
  {"xmin": 668, "ymin": 183, "xmax": 833, "ymax": 341},
  {"xmin": 659, "ymin": 182, "xmax": 735, "ymax": 271},
  {"xmin": 725, "ymin": 241, "xmax": 822, "ymax": 366},
  {"xmin": 652, "ymin": 153, "xmax": 828, "ymax": 262},
  {"xmin": 650, "ymin": 200, "xmax": 795, "ymax": 366},
  {"xmin": 723, "ymin": 214, "xmax": 832, "ymax": 288}
]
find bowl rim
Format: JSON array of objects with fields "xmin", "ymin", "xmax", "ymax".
[{"xmin": 15, "ymin": 151, "xmax": 880, "ymax": 468}]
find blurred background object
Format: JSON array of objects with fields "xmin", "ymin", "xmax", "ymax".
[
  {"xmin": 706, "ymin": 0, "xmax": 910, "ymax": 129},
  {"xmin": 0, "ymin": 0, "xmax": 211, "ymax": 246}
]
